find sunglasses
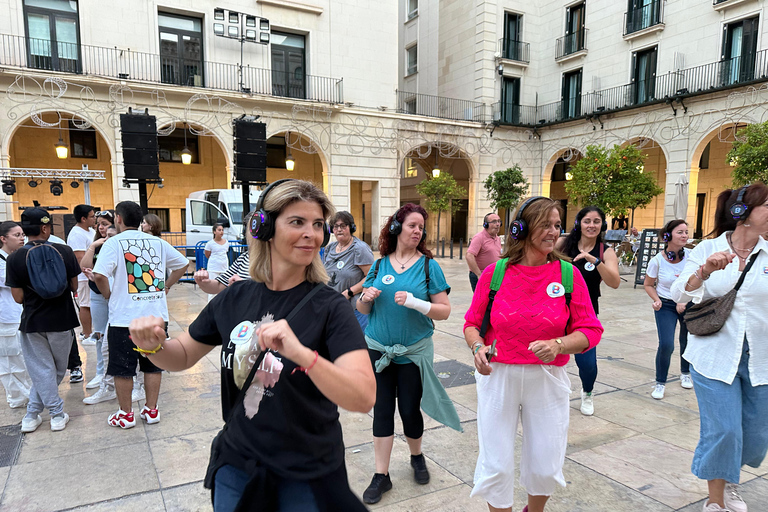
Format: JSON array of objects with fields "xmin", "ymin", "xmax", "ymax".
[{"xmin": 95, "ymin": 211, "xmax": 113, "ymax": 218}]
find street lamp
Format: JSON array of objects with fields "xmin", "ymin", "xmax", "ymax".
[
  {"xmin": 285, "ymin": 131, "xmax": 295, "ymax": 171},
  {"xmin": 212, "ymin": 7, "xmax": 270, "ymax": 93},
  {"xmin": 565, "ymin": 171, "xmax": 573, "ymax": 181},
  {"xmin": 181, "ymin": 123, "xmax": 192, "ymax": 165},
  {"xmin": 432, "ymin": 152, "xmax": 440, "ymax": 177}
]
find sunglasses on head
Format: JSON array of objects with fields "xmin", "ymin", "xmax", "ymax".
[{"xmin": 95, "ymin": 211, "xmax": 113, "ymax": 218}]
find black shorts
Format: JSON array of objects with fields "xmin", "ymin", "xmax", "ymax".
[{"xmin": 106, "ymin": 325, "xmax": 164, "ymax": 377}]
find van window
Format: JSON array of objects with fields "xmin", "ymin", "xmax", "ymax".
[
  {"xmin": 228, "ymin": 203, "xmax": 257, "ymax": 224},
  {"xmin": 190, "ymin": 201, "xmax": 220, "ymax": 226}
]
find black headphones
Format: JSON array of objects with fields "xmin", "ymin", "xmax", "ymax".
[
  {"xmin": 249, "ymin": 179, "xmax": 331, "ymax": 247},
  {"xmin": 509, "ymin": 196, "xmax": 548, "ymax": 240},
  {"xmin": 662, "ymin": 223, "xmax": 686, "ymax": 261},
  {"xmin": 334, "ymin": 212, "xmax": 357, "ymax": 234},
  {"xmin": 730, "ymin": 186, "xmax": 749, "ymax": 220},
  {"xmin": 389, "ymin": 207, "xmax": 427, "ymax": 244}
]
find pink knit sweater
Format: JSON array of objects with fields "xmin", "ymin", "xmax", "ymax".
[{"xmin": 464, "ymin": 260, "xmax": 603, "ymax": 366}]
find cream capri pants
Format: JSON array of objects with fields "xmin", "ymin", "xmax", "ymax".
[{"xmin": 471, "ymin": 363, "xmax": 571, "ymax": 509}]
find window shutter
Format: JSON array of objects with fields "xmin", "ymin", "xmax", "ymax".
[
  {"xmin": 650, "ymin": 47, "xmax": 657, "ymax": 79},
  {"xmin": 565, "ymin": 7, "xmax": 571, "ymax": 35},
  {"xmin": 631, "ymin": 52, "xmax": 637, "ymax": 82},
  {"xmin": 721, "ymin": 24, "xmax": 728, "ymax": 61},
  {"xmin": 561, "ymin": 73, "xmax": 567, "ymax": 101}
]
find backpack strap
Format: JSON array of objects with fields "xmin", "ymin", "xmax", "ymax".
[
  {"xmin": 372, "ymin": 258, "xmax": 382, "ymax": 280},
  {"xmin": 0, "ymin": 254, "xmax": 5, "ymax": 262},
  {"xmin": 560, "ymin": 259, "xmax": 573, "ymax": 308},
  {"xmin": 479, "ymin": 258, "xmax": 508, "ymax": 339},
  {"xmin": 424, "ymin": 255, "xmax": 430, "ymax": 289}
]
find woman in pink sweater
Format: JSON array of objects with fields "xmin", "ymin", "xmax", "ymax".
[{"xmin": 463, "ymin": 197, "xmax": 603, "ymax": 512}]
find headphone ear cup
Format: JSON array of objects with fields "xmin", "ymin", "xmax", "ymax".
[
  {"xmin": 483, "ymin": 221, "xmax": 489, "ymax": 229},
  {"xmin": 322, "ymin": 223, "xmax": 331, "ymax": 247},
  {"xmin": 662, "ymin": 232, "xmax": 671, "ymax": 242},
  {"xmin": 389, "ymin": 219, "xmax": 402, "ymax": 236},
  {"xmin": 421, "ymin": 229, "xmax": 427, "ymax": 244},
  {"xmin": 510, "ymin": 219, "xmax": 527, "ymax": 240},
  {"xmin": 601, "ymin": 220, "xmax": 608, "ymax": 233},
  {"xmin": 349, "ymin": 222, "xmax": 356, "ymax": 234},
  {"xmin": 250, "ymin": 210, "xmax": 275, "ymax": 242}
]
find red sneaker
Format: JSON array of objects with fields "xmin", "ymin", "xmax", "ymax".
[
  {"xmin": 108, "ymin": 409, "xmax": 135, "ymax": 429},
  {"xmin": 140, "ymin": 405, "xmax": 160, "ymax": 424}
]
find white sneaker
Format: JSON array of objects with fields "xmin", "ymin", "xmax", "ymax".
[
  {"xmin": 702, "ymin": 501, "xmax": 729, "ymax": 512},
  {"xmin": 9, "ymin": 399, "xmax": 28, "ymax": 409},
  {"xmin": 132, "ymin": 385, "xmax": 146, "ymax": 403},
  {"xmin": 50, "ymin": 413, "xmax": 69, "ymax": 431},
  {"xmin": 21, "ymin": 414, "xmax": 42, "ymax": 433},
  {"xmin": 724, "ymin": 483, "xmax": 748, "ymax": 512},
  {"xmin": 81, "ymin": 334, "xmax": 97, "ymax": 346},
  {"xmin": 681, "ymin": 374, "xmax": 694, "ymax": 389},
  {"xmin": 86, "ymin": 374, "xmax": 103, "ymax": 389},
  {"xmin": 651, "ymin": 383, "xmax": 665, "ymax": 400},
  {"xmin": 580, "ymin": 390, "xmax": 594, "ymax": 416},
  {"xmin": 83, "ymin": 385, "xmax": 116, "ymax": 405}
]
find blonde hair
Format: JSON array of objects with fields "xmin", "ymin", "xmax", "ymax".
[
  {"xmin": 248, "ymin": 180, "xmax": 335, "ymax": 284},
  {"xmin": 501, "ymin": 197, "xmax": 567, "ymax": 266}
]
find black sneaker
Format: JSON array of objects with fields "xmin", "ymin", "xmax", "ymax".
[
  {"xmin": 69, "ymin": 367, "xmax": 83, "ymax": 383},
  {"xmin": 362, "ymin": 473, "xmax": 392, "ymax": 504},
  {"xmin": 411, "ymin": 453, "xmax": 430, "ymax": 484}
]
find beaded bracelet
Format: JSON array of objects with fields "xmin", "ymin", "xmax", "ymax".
[{"xmin": 292, "ymin": 350, "xmax": 319, "ymax": 375}]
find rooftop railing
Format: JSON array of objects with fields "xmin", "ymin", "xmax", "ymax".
[
  {"xmin": 396, "ymin": 90, "xmax": 488, "ymax": 123},
  {"xmin": 0, "ymin": 34, "xmax": 344, "ymax": 103}
]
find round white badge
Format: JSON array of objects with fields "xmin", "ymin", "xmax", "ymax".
[
  {"xmin": 382, "ymin": 274, "xmax": 395, "ymax": 285},
  {"xmin": 336, "ymin": 260, "xmax": 345, "ymax": 269},
  {"xmin": 584, "ymin": 262, "xmax": 595, "ymax": 271},
  {"xmin": 230, "ymin": 321, "xmax": 256, "ymax": 346},
  {"xmin": 546, "ymin": 282, "xmax": 566, "ymax": 298}
]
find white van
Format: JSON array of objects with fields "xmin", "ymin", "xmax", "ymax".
[{"xmin": 185, "ymin": 188, "xmax": 260, "ymax": 249}]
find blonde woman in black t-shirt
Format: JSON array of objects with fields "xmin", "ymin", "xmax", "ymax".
[{"xmin": 129, "ymin": 180, "xmax": 374, "ymax": 512}]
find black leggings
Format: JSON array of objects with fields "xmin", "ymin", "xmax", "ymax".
[{"xmin": 369, "ymin": 349, "xmax": 424, "ymax": 439}]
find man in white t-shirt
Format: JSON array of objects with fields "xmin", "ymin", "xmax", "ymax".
[
  {"xmin": 67, "ymin": 205, "xmax": 96, "ymax": 340},
  {"xmin": 93, "ymin": 201, "xmax": 188, "ymax": 429}
]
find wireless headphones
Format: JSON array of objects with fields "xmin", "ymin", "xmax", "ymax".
[
  {"xmin": 389, "ymin": 207, "xmax": 427, "ymax": 244},
  {"xmin": 249, "ymin": 178, "xmax": 331, "ymax": 247},
  {"xmin": 509, "ymin": 196, "xmax": 548, "ymax": 240},
  {"xmin": 730, "ymin": 186, "xmax": 749, "ymax": 220},
  {"xmin": 573, "ymin": 208, "xmax": 608, "ymax": 233},
  {"xmin": 662, "ymin": 221, "xmax": 686, "ymax": 262}
]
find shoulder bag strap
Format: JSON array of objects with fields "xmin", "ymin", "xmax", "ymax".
[
  {"xmin": 227, "ymin": 282, "xmax": 326, "ymax": 422},
  {"xmin": 479, "ymin": 258, "xmax": 508, "ymax": 338},
  {"xmin": 372, "ymin": 258, "xmax": 382, "ymax": 281},
  {"xmin": 0, "ymin": 254, "xmax": 5, "ymax": 262},
  {"xmin": 424, "ymin": 255, "xmax": 430, "ymax": 288},
  {"xmin": 734, "ymin": 252, "xmax": 760, "ymax": 292}
]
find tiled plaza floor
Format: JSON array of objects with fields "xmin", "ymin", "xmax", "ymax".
[{"xmin": 2, "ymin": 255, "xmax": 767, "ymax": 511}]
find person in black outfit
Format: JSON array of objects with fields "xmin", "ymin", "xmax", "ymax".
[
  {"xmin": 129, "ymin": 180, "xmax": 375, "ymax": 512},
  {"xmin": 556, "ymin": 206, "xmax": 620, "ymax": 416}
]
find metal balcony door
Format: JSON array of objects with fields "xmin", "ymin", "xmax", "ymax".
[
  {"xmin": 159, "ymin": 14, "xmax": 203, "ymax": 87},
  {"xmin": 271, "ymin": 33, "xmax": 306, "ymax": 100},
  {"xmin": 565, "ymin": 3, "xmax": 585, "ymax": 54},
  {"xmin": 503, "ymin": 12, "xmax": 521, "ymax": 61},
  {"xmin": 501, "ymin": 77, "xmax": 520, "ymax": 124},
  {"xmin": 721, "ymin": 17, "xmax": 758, "ymax": 86},
  {"xmin": 632, "ymin": 46, "xmax": 657, "ymax": 104},
  {"xmin": 562, "ymin": 69, "xmax": 582, "ymax": 119},
  {"xmin": 25, "ymin": 9, "xmax": 80, "ymax": 72}
]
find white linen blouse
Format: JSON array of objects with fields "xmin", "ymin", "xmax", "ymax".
[{"xmin": 671, "ymin": 232, "xmax": 768, "ymax": 385}]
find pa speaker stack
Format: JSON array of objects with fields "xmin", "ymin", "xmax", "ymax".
[
  {"xmin": 233, "ymin": 119, "xmax": 267, "ymax": 183},
  {"xmin": 120, "ymin": 112, "xmax": 159, "ymax": 181}
]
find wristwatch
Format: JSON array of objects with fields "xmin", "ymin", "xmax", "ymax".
[
  {"xmin": 347, "ymin": 288, "xmax": 354, "ymax": 298},
  {"xmin": 593, "ymin": 257, "xmax": 602, "ymax": 267}
]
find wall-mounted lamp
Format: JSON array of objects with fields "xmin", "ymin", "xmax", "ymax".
[
  {"xmin": 55, "ymin": 121, "xmax": 68, "ymax": 159},
  {"xmin": 565, "ymin": 171, "xmax": 573, "ymax": 181},
  {"xmin": 497, "ymin": 64, "xmax": 504, "ymax": 76},
  {"xmin": 181, "ymin": 122, "xmax": 192, "ymax": 165},
  {"xmin": 285, "ymin": 131, "xmax": 295, "ymax": 171}
]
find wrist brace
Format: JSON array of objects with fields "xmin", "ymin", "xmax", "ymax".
[{"xmin": 403, "ymin": 292, "xmax": 431, "ymax": 315}]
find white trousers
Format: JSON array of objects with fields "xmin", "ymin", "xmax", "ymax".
[
  {"xmin": 0, "ymin": 328, "xmax": 31, "ymax": 408},
  {"xmin": 471, "ymin": 363, "xmax": 571, "ymax": 509}
]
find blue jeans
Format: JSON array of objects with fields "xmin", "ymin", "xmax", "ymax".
[
  {"xmin": 574, "ymin": 347, "xmax": 598, "ymax": 393},
  {"xmin": 353, "ymin": 308, "xmax": 369, "ymax": 332},
  {"xmin": 653, "ymin": 298, "xmax": 690, "ymax": 384},
  {"xmin": 214, "ymin": 464, "xmax": 319, "ymax": 512},
  {"xmin": 90, "ymin": 292, "xmax": 109, "ymax": 376},
  {"xmin": 691, "ymin": 341, "xmax": 768, "ymax": 483}
]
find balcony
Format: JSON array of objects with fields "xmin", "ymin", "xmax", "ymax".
[
  {"xmin": 498, "ymin": 38, "xmax": 530, "ymax": 64},
  {"xmin": 713, "ymin": 0, "xmax": 755, "ymax": 10},
  {"xmin": 624, "ymin": 1, "xmax": 664, "ymax": 38},
  {"xmin": 396, "ymin": 90, "xmax": 488, "ymax": 123},
  {"xmin": 555, "ymin": 29, "xmax": 588, "ymax": 62},
  {"xmin": 494, "ymin": 49, "xmax": 768, "ymax": 127},
  {"xmin": 0, "ymin": 34, "xmax": 344, "ymax": 104}
]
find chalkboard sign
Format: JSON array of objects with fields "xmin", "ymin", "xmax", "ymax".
[{"xmin": 634, "ymin": 229, "xmax": 664, "ymax": 288}]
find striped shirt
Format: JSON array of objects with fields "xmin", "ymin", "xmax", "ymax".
[{"xmin": 215, "ymin": 252, "xmax": 251, "ymax": 286}]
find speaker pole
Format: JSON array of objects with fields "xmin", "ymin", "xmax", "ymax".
[
  {"xmin": 138, "ymin": 180, "xmax": 149, "ymax": 215},
  {"xmin": 241, "ymin": 180, "xmax": 250, "ymax": 221}
]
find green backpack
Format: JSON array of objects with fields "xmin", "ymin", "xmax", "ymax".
[{"xmin": 479, "ymin": 258, "xmax": 574, "ymax": 338}]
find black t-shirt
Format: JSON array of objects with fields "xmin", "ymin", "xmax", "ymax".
[
  {"xmin": 188, "ymin": 279, "xmax": 367, "ymax": 479},
  {"xmin": 569, "ymin": 242, "xmax": 604, "ymax": 315},
  {"xmin": 5, "ymin": 242, "xmax": 81, "ymax": 333}
]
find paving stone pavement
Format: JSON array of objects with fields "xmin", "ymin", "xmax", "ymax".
[{"xmin": 2, "ymin": 255, "xmax": 767, "ymax": 511}]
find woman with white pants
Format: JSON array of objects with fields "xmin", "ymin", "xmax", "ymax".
[{"xmin": 463, "ymin": 197, "xmax": 603, "ymax": 512}]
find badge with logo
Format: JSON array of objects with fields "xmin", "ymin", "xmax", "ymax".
[
  {"xmin": 547, "ymin": 282, "xmax": 565, "ymax": 298},
  {"xmin": 336, "ymin": 260, "xmax": 345, "ymax": 270},
  {"xmin": 230, "ymin": 321, "xmax": 256, "ymax": 346},
  {"xmin": 763, "ymin": 266, "xmax": 768, "ymax": 275},
  {"xmin": 382, "ymin": 274, "xmax": 395, "ymax": 285},
  {"xmin": 584, "ymin": 262, "xmax": 595, "ymax": 271}
]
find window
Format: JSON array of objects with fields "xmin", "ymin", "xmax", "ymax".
[
  {"xmin": 68, "ymin": 120, "xmax": 96, "ymax": 158},
  {"xmin": 404, "ymin": 157, "xmax": 418, "ymax": 178},
  {"xmin": 500, "ymin": 77, "xmax": 520, "ymax": 124},
  {"xmin": 625, "ymin": 0, "xmax": 662, "ymax": 35},
  {"xmin": 564, "ymin": 3, "xmax": 586, "ymax": 55},
  {"xmin": 266, "ymin": 135, "xmax": 287, "ymax": 168},
  {"xmin": 406, "ymin": 45, "xmax": 417, "ymax": 75},
  {"xmin": 502, "ymin": 12, "xmax": 522, "ymax": 60},
  {"xmin": 632, "ymin": 46, "xmax": 657, "ymax": 104},
  {"xmin": 180, "ymin": 208, "xmax": 186, "ymax": 233},
  {"xmin": 24, "ymin": 0, "xmax": 80, "ymax": 72},
  {"xmin": 562, "ymin": 68, "xmax": 582, "ymax": 119},
  {"xmin": 190, "ymin": 200, "xmax": 219, "ymax": 226},
  {"xmin": 721, "ymin": 16, "xmax": 759, "ymax": 85},
  {"xmin": 159, "ymin": 13, "xmax": 203, "ymax": 87},
  {"xmin": 159, "ymin": 128, "xmax": 199, "ymax": 163},
  {"xmin": 147, "ymin": 208, "xmax": 170, "ymax": 232},
  {"xmin": 407, "ymin": 0, "xmax": 418, "ymax": 20},
  {"xmin": 271, "ymin": 32, "xmax": 306, "ymax": 99}
]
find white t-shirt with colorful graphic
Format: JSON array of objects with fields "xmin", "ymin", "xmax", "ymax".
[{"xmin": 93, "ymin": 230, "xmax": 188, "ymax": 327}]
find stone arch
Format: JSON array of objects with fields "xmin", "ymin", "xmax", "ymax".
[
  {"xmin": 267, "ymin": 129, "xmax": 329, "ymax": 192},
  {"xmin": 621, "ymin": 137, "xmax": 668, "ymax": 229},
  {"xmin": 542, "ymin": 147, "xmax": 583, "ymax": 228}
]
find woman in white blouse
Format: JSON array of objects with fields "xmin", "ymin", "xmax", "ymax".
[{"xmin": 671, "ymin": 184, "xmax": 768, "ymax": 512}]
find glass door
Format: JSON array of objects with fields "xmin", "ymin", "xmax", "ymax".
[
  {"xmin": 632, "ymin": 47, "xmax": 657, "ymax": 104},
  {"xmin": 159, "ymin": 13, "xmax": 203, "ymax": 87},
  {"xmin": 271, "ymin": 32, "xmax": 306, "ymax": 99},
  {"xmin": 24, "ymin": 0, "xmax": 80, "ymax": 72}
]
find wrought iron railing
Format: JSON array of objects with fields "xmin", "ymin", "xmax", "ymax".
[
  {"xmin": 556, "ymin": 29, "xmax": 588, "ymax": 60},
  {"xmin": 713, "ymin": 0, "xmax": 730, "ymax": 4},
  {"xmin": 624, "ymin": 0, "xmax": 663, "ymax": 36},
  {"xmin": 498, "ymin": 38, "xmax": 530, "ymax": 63},
  {"xmin": 396, "ymin": 90, "xmax": 488, "ymax": 122},
  {"xmin": 0, "ymin": 34, "xmax": 344, "ymax": 103},
  {"xmin": 495, "ymin": 49, "xmax": 768, "ymax": 126}
]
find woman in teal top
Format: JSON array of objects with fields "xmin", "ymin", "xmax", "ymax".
[{"xmin": 357, "ymin": 203, "xmax": 456, "ymax": 505}]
